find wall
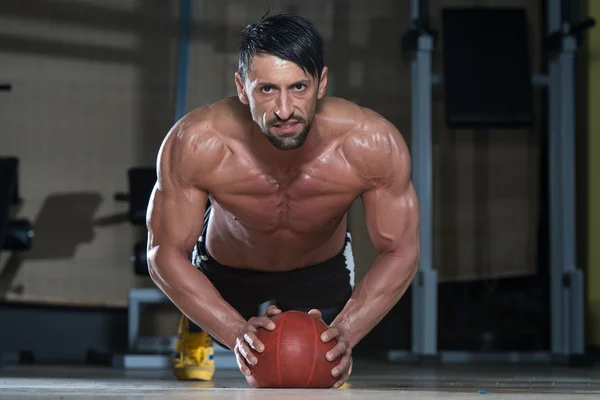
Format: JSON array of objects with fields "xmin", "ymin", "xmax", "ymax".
[
  {"xmin": 0, "ymin": 0, "xmax": 180, "ymax": 307},
  {"xmin": 0, "ymin": 0, "xmax": 542, "ymax": 310}
]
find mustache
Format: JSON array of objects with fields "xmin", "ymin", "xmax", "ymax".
[{"xmin": 267, "ymin": 115, "xmax": 306, "ymax": 127}]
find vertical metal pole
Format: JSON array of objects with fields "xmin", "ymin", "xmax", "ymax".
[
  {"xmin": 559, "ymin": 33, "xmax": 585, "ymax": 355},
  {"xmin": 128, "ymin": 292, "xmax": 140, "ymax": 351},
  {"xmin": 547, "ymin": 0, "xmax": 585, "ymax": 357},
  {"xmin": 410, "ymin": 0, "xmax": 438, "ymax": 358},
  {"xmin": 547, "ymin": 0, "xmax": 564, "ymax": 358},
  {"xmin": 174, "ymin": 0, "xmax": 192, "ymax": 122},
  {"xmin": 560, "ymin": 33, "xmax": 574, "ymax": 351}
]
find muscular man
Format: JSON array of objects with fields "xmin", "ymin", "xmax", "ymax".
[{"xmin": 146, "ymin": 13, "xmax": 420, "ymax": 388}]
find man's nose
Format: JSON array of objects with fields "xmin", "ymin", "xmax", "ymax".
[{"xmin": 275, "ymin": 92, "xmax": 293, "ymax": 120}]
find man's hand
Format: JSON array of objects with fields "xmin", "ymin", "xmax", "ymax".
[
  {"xmin": 308, "ymin": 309, "xmax": 352, "ymax": 389},
  {"xmin": 234, "ymin": 305, "xmax": 282, "ymax": 376}
]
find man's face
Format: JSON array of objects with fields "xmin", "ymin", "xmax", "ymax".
[{"xmin": 236, "ymin": 54, "xmax": 328, "ymax": 151}]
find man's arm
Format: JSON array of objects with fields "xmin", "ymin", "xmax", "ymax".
[
  {"xmin": 332, "ymin": 115, "xmax": 420, "ymax": 348},
  {"xmin": 145, "ymin": 117, "xmax": 247, "ymax": 350}
]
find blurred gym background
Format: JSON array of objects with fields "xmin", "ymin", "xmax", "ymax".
[{"xmin": 0, "ymin": 0, "xmax": 598, "ymax": 369}]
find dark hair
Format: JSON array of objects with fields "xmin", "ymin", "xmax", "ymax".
[{"xmin": 238, "ymin": 13, "xmax": 325, "ymax": 81}]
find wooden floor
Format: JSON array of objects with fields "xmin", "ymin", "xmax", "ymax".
[{"xmin": 2, "ymin": 360, "xmax": 600, "ymax": 399}]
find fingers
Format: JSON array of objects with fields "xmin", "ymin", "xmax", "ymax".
[
  {"xmin": 331, "ymin": 353, "xmax": 352, "ymax": 389},
  {"xmin": 325, "ymin": 339, "xmax": 347, "ymax": 362},
  {"xmin": 265, "ymin": 304, "xmax": 282, "ymax": 317},
  {"xmin": 320, "ymin": 326, "xmax": 342, "ymax": 343},
  {"xmin": 319, "ymin": 324, "xmax": 349, "ymax": 386},
  {"xmin": 249, "ymin": 316, "xmax": 276, "ymax": 330},
  {"xmin": 234, "ymin": 314, "xmax": 279, "ymax": 378},
  {"xmin": 234, "ymin": 346, "xmax": 252, "ymax": 377},
  {"xmin": 332, "ymin": 373, "xmax": 349, "ymax": 389},
  {"xmin": 243, "ymin": 331, "xmax": 265, "ymax": 353},
  {"xmin": 308, "ymin": 309, "xmax": 322, "ymax": 319},
  {"xmin": 332, "ymin": 349, "xmax": 352, "ymax": 377},
  {"xmin": 238, "ymin": 315, "xmax": 277, "ymax": 364},
  {"xmin": 237, "ymin": 340, "xmax": 258, "ymax": 366}
]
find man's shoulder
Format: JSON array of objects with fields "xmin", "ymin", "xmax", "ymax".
[
  {"xmin": 176, "ymin": 96, "xmax": 246, "ymax": 138},
  {"xmin": 159, "ymin": 98, "xmax": 244, "ymax": 184},
  {"xmin": 167, "ymin": 96, "xmax": 250, "ymax": 154},
  {"xmin": 166, "ymin": 108, "xmax": 225, "ymax": 162},
  {"xmin": 319, "ymin": 97, "xmax": 402, "ymax": 140},
  {"xmin": 330, "ymin": 101, "xmax": 409, "ymax": 183},
  {"xmin": 317, "ymin": 97, "xmax": 365, "ymax": 131}
]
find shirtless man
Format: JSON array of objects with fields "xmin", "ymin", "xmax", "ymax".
[{"xmin": 146, "ymin": 13, "xmax": 420, "ymax": 389}]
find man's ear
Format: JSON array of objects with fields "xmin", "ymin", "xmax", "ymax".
[
  {"xmin": 235, "ymin": 72, "xmax": 249, "ymax": 104},
  {"xmin": 317, "ymin": 66, "xmax": 328, "ymax": 99}
]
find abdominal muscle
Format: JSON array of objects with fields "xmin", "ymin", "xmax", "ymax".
[{"xmin": 203, "ymin": 204, "xmax": 350, "ymax": 272}]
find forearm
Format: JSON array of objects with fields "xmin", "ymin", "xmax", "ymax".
[
  {"xmin": 331, "ymin": 251, "xmax": 418, "ymax": 348},
  {"xmin": 148, "ymin": 245, "xmax": 246, "ymax": 349}
]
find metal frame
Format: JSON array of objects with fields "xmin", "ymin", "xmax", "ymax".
[
  {"xmin": 547, "ymin": 0, "xmax": 585, "ymax": 358},
  {"xmin": 112, "ymin": 288, "xmax": 238, "ymax": 370},
  {"xmin": 392, "ymin": 0, "xmax": 586, "ymax": 364},
  {"xmin": 113, "ymin": 0, "xmax": 241, "ymax": 370},
  {"xmin": 173, "ymin": 0, "xmax": 191, "ymax": 123},
  {"xmin": 408, "ymin": 0, "xmax": 438, "ymax": 360}
]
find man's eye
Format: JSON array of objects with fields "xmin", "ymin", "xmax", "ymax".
[
  {"xmin": 261, "ymin": 86, "xmax": 272, "ymax": 93},
  {"xmin": 294, "ymin": 84, "xmax": 306, "ymax": 91}
]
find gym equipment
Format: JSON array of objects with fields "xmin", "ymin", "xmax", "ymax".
[
  {"xmin": 0, "ymin": 157, "xmax": 19, "ymax": 250},
  {"xmin": 400, "ymin": 0, "xmax": 438, "ymax": 363},
  {"xmin": 2, "ymin": 220, "xmax": 34, "ymax": 252},
  {"xmin": 111, "ymin": 0, "xmax": 238, "ymax": 371},
  {"xmin": 114, "ymin": 166, "xmax": 154, "ymax": 276},
  {"xmin": 442, "ymin": 8, "xmax": 534, "ymax": 128},
  {"xmin": 545, "ymin": 3, "xmax": 594, "ymax": 362},
  {"xmin": 0, "ymin": 156, "xmax": 33, "ymax": 368},
  {"xmin": 246, "ymin": 311, "xmax": 337, "ymax": 389},
  {"xmin": 133, "ymin": 241, "xmax": 147, "ymax": 276},
  {"xmin": 0, "ymin": 157, "xmax": 33, "ymax": 252},
  {"xmin": 392, "ymin": 0, "xmax": 594, "ymax": 364},
  {"xmin": 112, "ymin": 165, "xmax": 237, "ymax": 369},
  {"xmin": 112, "ymin": 168, "xmax": 238, "ymax": 369},
  {"xmin": 114, "ymin": 167, "xmax": 157, "ymax": 227}
]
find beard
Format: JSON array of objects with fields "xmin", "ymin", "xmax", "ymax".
[{"xmin": 263, "ymin": 116, "xmax": 311, "ymax": 151}]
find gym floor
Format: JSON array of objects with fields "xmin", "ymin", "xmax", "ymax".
[{"xmin": 2, "ymin": 361, "xmax": 600, "ymax": 399}]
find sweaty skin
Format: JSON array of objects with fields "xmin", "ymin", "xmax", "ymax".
[{"xmin": 146, "ymin": 55, "xmax": 420, "ymax": 387}]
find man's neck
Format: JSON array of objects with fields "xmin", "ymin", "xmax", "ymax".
[{"xmin": 250, "ymin": 124, "xmax": 322, "ymax": 176}]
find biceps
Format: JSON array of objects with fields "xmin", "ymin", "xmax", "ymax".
[
  {"xmin": 146, "ymin": 184, "xmax": 208, "ymax": 255},
  {"xmin": 361, "ymin": 182, "xmax": 420, "ymax": 255}
]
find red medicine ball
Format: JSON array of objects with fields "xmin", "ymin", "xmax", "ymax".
[{"xmin": 246, "ymin": 310, "xmax": 338, "ymax": 388}]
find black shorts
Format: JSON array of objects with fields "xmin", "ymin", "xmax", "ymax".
[{"xmin": 190, "ymin": 206, "xmax": 355, "ymax": 325}]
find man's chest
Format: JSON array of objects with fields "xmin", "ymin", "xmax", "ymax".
[{"xmin": 207, "ymin": 158, "xmax": 364, "ymax": 233}]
